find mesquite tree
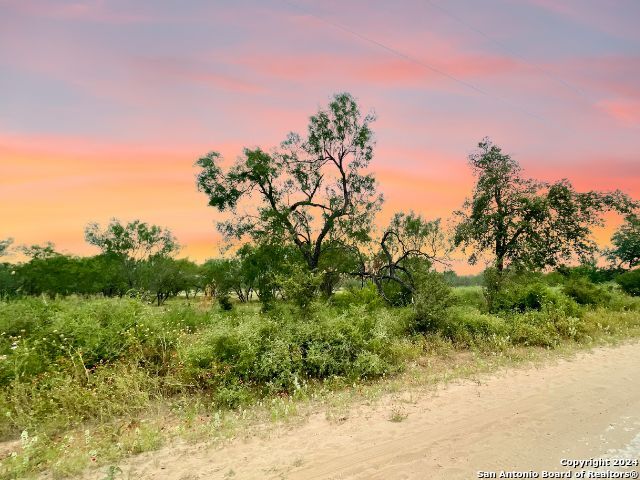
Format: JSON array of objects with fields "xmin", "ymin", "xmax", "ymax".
[
  {"xmin": 85, "ymin": 219, "xmax": 180, "ymax": 288},
  {"xmin": 353, "ymin": 212, "xmax": 449, "ymax": 305},
  {"xmin": 195, "ymin": 93, "xmax": 382, "ymax": 273},
  {"xmin": 454, "ymin": 138, "xmax": 635, "ymax": 273}
]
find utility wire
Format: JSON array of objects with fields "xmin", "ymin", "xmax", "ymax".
[
  {"xmin": 281, "ymin": 0, "xmax": 551, "ymax": 124},
  {"xmin": 424, "ymin": 0, "xmax": 591, "ymax": 102}
]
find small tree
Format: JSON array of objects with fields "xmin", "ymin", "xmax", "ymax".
[
  {"xmin": 356, "ymin": 212, "xmax": 449, "ymax": 305},
  {"xmin": 607, "ymin": 214, "xmax": 640, "ymax": 269},
  {"xmin": 138, "ymin": 256, "xmax": 192, "ymax": 306},
  {"xmin": 195, "ymin": 93, "xmax": 383, "ymax": 285}
]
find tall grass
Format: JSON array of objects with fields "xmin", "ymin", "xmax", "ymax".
[{"xmin": 0, "ymin": 283, "xmax": 639, "ymax": 479}]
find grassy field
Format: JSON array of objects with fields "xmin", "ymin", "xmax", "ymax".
[{"xmin": 0, "ymin": 284, "xmax": 639, "ymax": 479}]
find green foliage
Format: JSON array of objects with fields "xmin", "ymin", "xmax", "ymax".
[
  {"xmin": 0, "ymin": 263, "xmax": 18, "ymax": 299},
  {"xmin": 0, "ymin": 299, "xmax": 209, "ymax": 387},
  {"xmin": 484, "ymin": 270, "xmax": 580, "ymax": 315},
  {"xmin": 85, "ymin": 219, "xmax": 179, "ymax": 261},
  {"xmin": 412, "ymin": 270, "xmax": 455, "ymax": 333},
  {"xmin": 331, "ymin": 282, "xmax": 383, "ymax": 310},
  {"xmin": 451, "ymin": 286, "xmax": 487, "ymax": 311},
  {"xmin": 138, "ymin": 257, "xmax": 199, "ymax": 305},
  {"xmin": 454, "ymin": 138, "xmax": 634, "ymax": 272},
  {"xmin": 616, "ymin": 269, "xmax": 640, "ymax": 296},
  {"xmin": 556, "ymin": 263, "xmax": 622, "ymax": 284},
  {"xmin": 0, "ymin": 238, "xmax": 13, "ymax": 258},
  {"xmin": 607, "ymin": 214, "xmax": 640, "ymax": 269},
  {"xmin": 195, "ymin": 92, "xmax": 382, "ymax": 272},
  {"xmin": 278, "ymin": 264, "xmax": 323, "ymax": 310},
  {"xmin": 443, "ymin": 271, "xmax": 484, "ymax": 287},
  {"xmin": 434, "ymin": 306, "xmax": 508, "ymax": 346},
  {"xmin": 218, "ymin": 294, "xmax": 233, "ymax": 311},
  {"xmin": 0, "ymin": 287, "xmax": 639, "ymax": 479},
  {"xmin": 562, "ymin": 277, "xmax": 612, "ymax": 306},
  {"xmin": 367, "ymin": 212, "xmax": 448, "ymax": 304},
  {"xmin": 178, "ymin": 304, "xmax": 412, "ymax": 402}
]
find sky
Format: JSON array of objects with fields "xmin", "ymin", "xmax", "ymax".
[{"xmin": 1, "ymin": 0, "xmax": 639, "ymax": 272}]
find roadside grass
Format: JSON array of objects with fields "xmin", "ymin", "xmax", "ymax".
[{"xmin": 0, "ymin": 292, "xmax": 639, "ymax": 479}]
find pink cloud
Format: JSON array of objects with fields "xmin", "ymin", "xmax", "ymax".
[
  {"xmin": 130, "ymin": 56, "xmax": 264, "ymax": 95},
  {"xmin": 3, "ymin": 0, "xmax": 154, "ymax": 24},
  {"xmin": 228, "ymin": 49, "xmax": 521, "ymax": 91},
  {"xmin": 597, "ymin": 99, "xmax": 640, "ymax": 127}
]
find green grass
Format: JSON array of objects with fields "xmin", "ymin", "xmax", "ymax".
[{"xmin": 0, "ymin": 287, "xmax": 639, "ymax": 479}]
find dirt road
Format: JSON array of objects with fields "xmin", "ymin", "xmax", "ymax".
[{"xmin": 88, "ymin": 342, "xmax": 640, "ymax": 479}]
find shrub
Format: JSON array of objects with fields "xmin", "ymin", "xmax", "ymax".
[
  {"xmin": 436, "ymin": 306, "xmax": 507, "ymax": 346},
  {"xmin": 413, "ymin": 271, "xmax": 454, "ymax": 333},
  {"xmin": 492, "ymin": 279, "xmax": 554, "ymax": 313},
  {"xmin": 178, "ymin": 305, "xmax": 412, "ymax": 401},
  {"xmin": 616, "ymin": 269, "xmax": 640, "ymax": 296},
  {"xmin": 506, "ymin": 312, "xmax": 562, "ymax": 347},
  {"xmin": 0, "ymin": 298, "xmax": 208, "ymax": 386},
  {"xmin": 562, "ymin": 277, "xmax": 611, "ymax": 305},
  {"xmin": 218, "ymin": 294, "xmax": 233, "ymax": 311},
  {"xmin": 278, "ymin": 265, "xmax": 323, "ymax": 309},
  {"xmin": 331, "ymin": 282, "xmax": 383, "ymax": 310}
]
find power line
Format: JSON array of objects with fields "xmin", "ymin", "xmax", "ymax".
[
  {"xmin": 424, "ymin": 0, "xmax": 591, "ymax": 102},
  {"xmin": 281, "ymin": 0, "xmax": 551, "ymax": 124}
]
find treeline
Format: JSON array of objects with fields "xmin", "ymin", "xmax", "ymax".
[
  {"xmin": 0, "ymin": 227, "xmax": 290, "ymax": 306},
  {"xmin": 1, "ymin": 93, "xmax": 639, "ymax": 307}
]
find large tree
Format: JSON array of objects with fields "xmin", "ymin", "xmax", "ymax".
[
  {"xmin": 607, "ymin": 214, "xmax": 640, "ymax": 269},
  {"xmin": 195, "ymin": 93, "xmax": 383, "ymax": 273},
  {"xmin": 454, "ymin": 138, "xmax": 635, "ymax": 272}
]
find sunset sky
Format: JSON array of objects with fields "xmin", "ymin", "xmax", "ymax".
[{"xmin": 1, "ymin": 0, "xmax": 639, "ymax": 272}]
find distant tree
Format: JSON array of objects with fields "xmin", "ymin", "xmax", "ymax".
[
  {"xmin": 16, "ymin": 253, "xmax": 79, "ymax": 296},
  {"xmin": 201, "ymin": 258, "xmax": 240, "ymax": 299},
  {"xmin": 138, "ymin": 257, "xmax": 195, "ymax": 306},
  {"xmin": 195, "ymin": 93, "xmax": 382, "ymax": 280},
  {"xmin": 21, "ymin": 242, "xmax": 59, "ymax": 260},
  {"xmin": 0, "ymin": 264, "xmax": 17, "ymax": 297},
  {"xmin": 0, "ymin": 238, "xmax": 12, "ymax": 258},
  {"xmin": 607, "ymin": 214, "xmax": 640, "ymax": 269},
  {"xmin": 80, "ymin": 254, "xmax": 129, "ymax": 297},
  {"xmin": 454, "ymin": 138, "xmax": 635, "ymax": 273},
  {"xmin": 85, "ymin": 219, "xmax": 179, "ymax": 288},
  {"xmin": 85, "ymin": 219, "xmax": 179, "ymax": 260},
  {"xmin": 201, "ymin": 253, "xmax": 260, "ymax": 303}
]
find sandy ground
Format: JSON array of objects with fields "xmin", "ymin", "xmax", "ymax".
[{"xmin": 85, "ymin": 342, "xmax": 640, "ymax": 480}]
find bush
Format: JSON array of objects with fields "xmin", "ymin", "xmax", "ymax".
[
  {"xmin": 278, "ymin": 265, "xmax": 323, "ymax": 309},
  {"xmin": 218, "ymin": 294, "xmax": 233, "ymax": 311},
  {"xmin": 616, "ymin": 269, "xmax": 640, "ymax": 296},
  {"xmin": 178, "ymin": 305, "xmax": 413, "ymax": 401},
  {"xmin": 562, "ymin": 277, "xmax": 611, "ymax": 305},
  {"xmin": 0, "ymin": 298, "xmax": 209, "ymax": 385},
  {"xmin": 492, "ymin": 278, "xmax": 557, "ymax": 313},
  {"xmin": 331, "ymin": 282, "xmax": 383, "ymax": 310},
  {"xmin": 413, "ymin": 271, "xmax": 454, "ymax": 333},
  {"xmin": 436, "ymin": 306, "xmax": 507, "ymax": 346}
]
